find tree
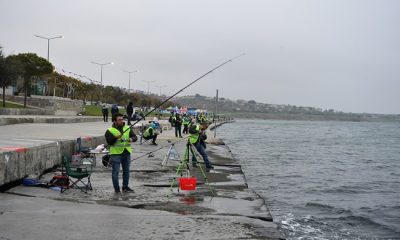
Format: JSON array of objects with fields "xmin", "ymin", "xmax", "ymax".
[
  {"xmin": 7, "ymin": 53, "xmax": 54, "ymax": 107},
  {"xmin": 0, "ymin": 48, "xmax": 23, "ymax": 107}
]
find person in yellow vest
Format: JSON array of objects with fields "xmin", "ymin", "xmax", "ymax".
[
  {"xmin": 189, "ymin": 121, "xmax": 213, "ymax": 171},
  {"xmin": 105, "ymin": 113, "xmax": 137, "ymax": 193},
  {"xmin": 197, "ymin": 112, "xmax": 208, "ymax": 124},
  {"xmin": 143, "ymin": 123, "xmax": 158, "ymax": 145}
]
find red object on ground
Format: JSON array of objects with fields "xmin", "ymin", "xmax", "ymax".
[
  {"xmin": 0, "ymin": 147, "xmax": 28, "ymax": 152},
  {"xmin": 179, "ymin": 177, "xmax": 197, "ymax": 190}
]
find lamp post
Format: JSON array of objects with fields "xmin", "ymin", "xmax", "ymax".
[
  {"xmin": 34, "ymin": 35, "xmax": 63, "ymax": 61},
  {"xmin": 154, "ymin": 85, "xmax": 167, "ymax": 96},
  {"xmin": 123, "ymin": 70, "xmax": 138, "ymax": 93},
  {"xmin": 91, "ymin": 61, "xmax": 113, "ymax": 102},
  {"xmin": 142, "ymin": 80, "xmax": 156, "ymax": 94},
  {"xmin": 90, "ymin": 61, "xmax": 113, "ymax": 86}
]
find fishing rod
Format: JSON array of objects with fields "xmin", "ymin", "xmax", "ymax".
[
  {"xmin": 127, "ymin": 53, "xmax": 245, "ymax": 129},
  {"xmin": 104, "ymin": 53, "xmax": 245, "ymax": 148},
  {"xmin": 132, "ymin": 135, "xmax": 190, "ymax": 161}
]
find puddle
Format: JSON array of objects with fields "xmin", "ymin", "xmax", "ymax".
[{"xmin": 196, "ymin": 196, "xmax": 263, "ymax": 216}]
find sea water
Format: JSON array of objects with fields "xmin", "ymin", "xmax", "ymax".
[{"xmin": 218, "ymin": 119, "xmax": 400, "ymax": 239}]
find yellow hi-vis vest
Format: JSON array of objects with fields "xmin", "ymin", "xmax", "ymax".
[
  {"xmin": 143, "ymin": 126, "xmax": 153, "ymax": 138},
  {"xmin": 108, "ymin": 126, "xmax": 132, "ymax": 155},
  {"xmin": 189, "ymin": 124, "xmax": 200, "ymax": 144}
]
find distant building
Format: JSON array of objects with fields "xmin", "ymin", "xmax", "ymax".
[{"xmin": 6, "ymin": 75, "xmax": 49, "ymax": 96}]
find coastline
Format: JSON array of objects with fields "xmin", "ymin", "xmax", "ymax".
[{"xmin": 0, "ymin": 120, "xmax": 285, "ymax": 239}]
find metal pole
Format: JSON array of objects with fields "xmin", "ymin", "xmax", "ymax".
[
  {"xmin": 53, "ymin": 77, "xmax": 57, "ymax": 97},
  {"xmin": 34, "ymin": 35, "xmax": 62, "ymax": 61},
  {"xmin": 100, "ymin": 66, "xmax": 103, "ymax": 102},
  {"xmin": 128, "ymin": 72, "xmax": 131, "ymax": 93},
  {"xmin": 214, "ymin": 89, "xmax": 218, "ymax": 138},
  {"xmin": 143, "ymin": 80, "xmax": 155, "ymax": 94},
  {"xmin": 47, "ymin": 39, "xmax": 50, "ymax": 61},
  {"xmin": 100, "ymin": 65, "xmax": 103, "ymax": 86}
]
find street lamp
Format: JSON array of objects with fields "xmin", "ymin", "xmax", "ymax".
[
  {"xmin": 91, "ymin": 61, "xmax": 113, "ymax": 102},
  {"xmin": 34, "ymin": 34, "xmax": 63, "ymax": 61},
  {"xmin": 90, "ymin": 61, "xmax": 114, "ymax": 86},
  {"xmin": 123, "ymin": 70, "xmax": 138, "ymax": 93},
  {"xmin": 154, "ymin": 85, "xmax": 167, "ymax": 96},
  {"xmin": 142, "ymin": 80, "xmax": 156, "ymax": 94}
]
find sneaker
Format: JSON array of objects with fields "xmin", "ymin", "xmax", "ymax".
[
  {"xmin": 152, "ymin": 143, "xmax": 158, "ymax": 146},
  {"xmin": 114, "ymin": 188, "xmax": 121, "ymax": 194},
  {"xmin": 122, "ymin": 186, "xmax": 134, "ymax": 192}
]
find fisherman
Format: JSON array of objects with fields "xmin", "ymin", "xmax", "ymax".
[
  {"xmin": 111, "ymin": 104, "xmax": 119, "ymax": 118},
  {"xmin": 189, "ymin": 120, "xmax": 213, "ymax": 171},
  {"xmin": 126, "ymin": 101, "xmax": 134, "ymax": 125},
  {"xmin": 143, "ymin": 123, "xmax": 158, "ymax": 145},
  {"xmin": 102, "ymin": 104, "xmax": 109, "ymax": 122},
  {"xmin": 105, "ymin": 113, "xmax": 137, "ymax": 193},
  {"xmin": 174, "ymin": 113, "xmax": 183, "ymax": 138},
  {"xmin": 182, "ymin": 113, "xmax": 191, "ymax": 134},
  {"xmin": 197, "ymin": 112, "xmax": 208, "ymax": 124}
]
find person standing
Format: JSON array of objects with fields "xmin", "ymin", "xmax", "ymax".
[
  {"xmin": 126, "ymin": 102, "xmax": 134, "ymax": 125},
  {"xmin": 174, "ymin": 114, "xmax": 183, "ymax": 138},
  {"xmin": 182, "ymin": 114, "xmax": 191, "ymax": 134},
  {"xmin": 111, "ymin": 104, "xmax": 119, "ymax": 118},
  {"xmin": 102, "ymin": 104, "xmax": 109, "ymax": 122},
  {"xmin": 105, "ymin": 113, "xmax": 137, "ymax": 193}
]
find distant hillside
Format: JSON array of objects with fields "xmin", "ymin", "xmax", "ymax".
[{"xmin": 175, "ymin": 94, "xmax": 400, "ymax": 122}]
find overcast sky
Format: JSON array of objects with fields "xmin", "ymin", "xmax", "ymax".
[{"xmin": 1, "ymin": 0, "xmax": 399, "ymax": 114}]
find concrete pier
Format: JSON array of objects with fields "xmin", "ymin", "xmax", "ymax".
[{"xmin": 0, "ymin": 121, "xmax": 284, "ymax": 239}]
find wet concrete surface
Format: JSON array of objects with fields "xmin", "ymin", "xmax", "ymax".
[{"xmin": 0, "ymin": 123, "xmax": 284, "ymax": 239}]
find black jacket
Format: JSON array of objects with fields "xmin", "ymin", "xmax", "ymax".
[
  {"xmin": 105, "ymin": 123, "xmax": 137, "ymax": 146},
  {"xmin": 126, "ymin": 104, "xmax": 134, "ymax": 114},
  {"xmin": 175, "ymin": 116, "xmax": 182, "ymax": 127}
]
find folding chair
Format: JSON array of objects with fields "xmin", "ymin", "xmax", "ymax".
[
  {"xmin": 76, "ymin": 137, "xmax": 96, "ymax": 166},
  {"xmin": 61, "ymin": 154, "xmax": 92, "ymax": 193}
]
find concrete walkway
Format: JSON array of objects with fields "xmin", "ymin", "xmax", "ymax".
[
  {"xmin": 0, "ymin": 115, "xmax": 104, "ymax": 126},
  {"xmin": 0, "ymin": 121, "xmax": 284, "ymax": 239}
]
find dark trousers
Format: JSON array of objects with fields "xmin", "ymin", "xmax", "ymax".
[
  {"xmin": 192, "ymin": 142, "xmax": 212, "ymax": 168},
  {"xmin": 144, "ymin": 134, "xmax": 157, "ymax": 144},
  {"xmin": 111, "ymin": 153, "xmax": 131, "ymax": 191},
  {"xmin": 183, "ymin": 124, "xmax": 189, "ymax": 134},
  {"xmin": 127, "ymin": 112, "xmax": 133, "ymax": 125},
  {"xmin": 175, "ymin": 125, "xmax": 182, "ymax": 137},
  {"xmin": 102, "ymin": 112, "xmax": 108, "ymax": 122}
]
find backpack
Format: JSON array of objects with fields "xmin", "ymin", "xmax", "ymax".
[
  {"xmin": 102, "ymin": 154, "xmax": 111, "ymax": 167},
  {"xmin": 49, "ymin": 175, "xmax": 69, "ymax": 187}
]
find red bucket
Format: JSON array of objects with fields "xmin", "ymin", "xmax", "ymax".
[{"xmin": 179, "ymin": 177, "xmax": 197, "ymax": 190}]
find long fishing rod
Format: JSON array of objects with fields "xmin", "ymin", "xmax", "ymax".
[
  {"xmin": 104, "ymin": 53, "xmax": 245, "ymax": 148},
  {"xmin": 127, "ymin": 53, "xmax": 245, "ymax": 130},
  {"xmin": 132, "ymin": 135, "xmax": 190, "ymax": 161}
]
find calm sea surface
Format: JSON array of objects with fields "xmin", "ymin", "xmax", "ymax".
[{"xmin": 218, "ymin": 119, "xmax": 400, "ymax": 239}]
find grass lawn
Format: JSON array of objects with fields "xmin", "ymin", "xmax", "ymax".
[
  {"xmin": 83, "ymin": 105, "xmax": 166, "ymax": 119},
  {"xmin": 0, "ymin": 101, "xmax": 28, "ymax": 108},
  {"xmin": 83, "ymin": 105, "xmax": 126, "ymax": 116}
]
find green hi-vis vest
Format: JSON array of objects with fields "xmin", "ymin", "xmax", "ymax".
[
  {"xmin": 183, "ymin": 117, "xmax": 190, "ymax": 125},
  {"xmin": 108, "ymin": 126, "xmax": 132, "ymax": 155},
  {"xmin": 189, "ymin": 124, "xmax": 201, "ymax": 144},
  {"xmin": 198, "ymin": 114, "xmax": 207, "ymax": 123},
  {"xmin": 143, "ymin": 126, "xmax": 153, "ymax": 138}
]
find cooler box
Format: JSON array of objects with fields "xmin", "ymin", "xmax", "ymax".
[{"xmin": 179, "ymin": 177, "xmax": 197, "ymax": 190}]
